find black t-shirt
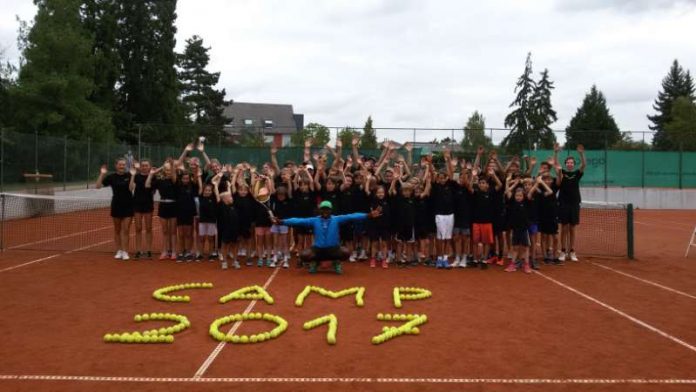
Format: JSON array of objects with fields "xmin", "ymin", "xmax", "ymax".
[
  {"xmin": 254, "ymin": 200, "xmax": 273, "ymax": 227},
  {"xmin": 415, "ymin": 195, "xmax": 433, "ymax": 227},
  {"xmin": 339, "ymin": 186, "xmax": 354, "ymax": 214},
  {"xmin": 175, "ymin": 182, "xmax": 198, "ymax": 216},
  {"xmin": 154, "ymin": 177, "xmax": 177, "ymax": 200},
  {"xmin": 472, "ymin": 188, "xmax": 495, "ymax": 223},
  {"xmin": 453, "ymin": 183, "xmax": 470, "ymax": 224},
  {"xmin": 351, "ymin": 184, "xmax": 369, "ymax": 213},
  {"xmin": 271, "ymin": 195, "xmax": 293, "ymax": 219},
  {"xmin": 103, "ymin": 173, "xmax": 133, "ymax": 205},
  {"xmin": 198, "ymin": 195, "xmax": 217, "ymax": 223},
  {"xmin": 394, "ymin": 195, "xmax": 416, "ymax": 229},
  {"xmin": 559, "ymin": 170, "xmax": 583, "ymax": 205},
  {"xmin": 369, "ymin": 196, "xmax": 390, "ymax": 228},
  {"xmin": 539, "ymin": 182, "xmax": 559, "ymax": 220},
  {"xmin": 233, "ymin": 193, "xmax": 255, "ymax": 227},
  {"xmin": 321, "ymin": 189, "xmax": 341, "ymax": 213},
  {"xmin": 525, "ymin": 192, "xmax": 539, "ymax": 223},
  {"xmin": 430, "ymin": 180, "xmax": 456, "ymax": 215},
  {"xmin": 508, "ymin": 200, "xmax": 529, "ymax": 230},
  {"xmin": 132, "ymin": 173, "xmax": 154, "ymax": 206},
  {"xmin": 294, "ymin": 190, "xmax": 316, "ymax": 217}
]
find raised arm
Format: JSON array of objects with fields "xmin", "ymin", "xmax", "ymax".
[
  {"xmin": 473, "ymin": 146, "xmax": 484, "ymax": 172},
  {"xmin": 303, "ymin": 138, "xmax": 312, "ymax": 163},
  {"xmin": 270, "ymin": 145, "xmax": 280, "ymax": 173},
  {"xmin": 351, "ymin": 136, "xmax": 362, "ymax": 168},
  {"xmin": 211, "ymin": 173, "xmax": 222, "ymax": 202},
  {"xmin": 145, "ymin": 167, "xmax": 159, "ymax": 189},
  {"xmin": 443, "ymin": 148, "xmax": 454, "ymax": 179},
  {"xmin": 96, "ymin": 165, "xmax": 108, "ymax": 189},
  {"xmin": 488, "ymin": 168, "xmax": 502, "ymax": 191},
  {"xmin": 128, "ymin": 163, "xmax": 138, "ymax": 193},
  {"xmin": 197, "ymin": 141, "xmax": 211, "ymax": 166},
  {"xmin": 176, "ymin": 143, "xmax": 194, "ymax": 167},
  {"xmin": 404, "ymin": 142, "xmax": 413, "ymax": 167},
  {"xmin": 577, "ymin": 144, "xmax": 586, "ymax": 173}
]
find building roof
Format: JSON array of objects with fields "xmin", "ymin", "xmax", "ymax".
[{"xmin": 222, "ymin": 102, "xmax": 302, "ymax": 135}]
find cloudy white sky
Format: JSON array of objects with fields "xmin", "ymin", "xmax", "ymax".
[{"xmin": 1, "ymin": 0, "xmax": 695, "ymax": 142}]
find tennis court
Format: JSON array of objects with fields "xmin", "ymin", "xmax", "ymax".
[{"xmin": 0, "ymin": 206, "xmax": 695, "ymax": 392}]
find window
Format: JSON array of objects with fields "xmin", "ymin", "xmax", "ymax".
[
  {"xmin": 263, "ymin": 120, "xmax": 274, "ymax": 129},
  {"xmin": 244, "ymin": 119, "xmax": 253, "ymax": 127}
]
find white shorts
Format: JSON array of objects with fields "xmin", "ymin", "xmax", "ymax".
[
  {"xmin": 198, "ymin": 222, "xmax": 217, "ymax": 237},
  {"xmin": 435, "ymin": 214, "xmax": 454, "ymax": 240}
]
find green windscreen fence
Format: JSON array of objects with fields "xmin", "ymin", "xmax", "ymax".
[{"xmin": 526, "ymin": 149, "xmax": 696, "ymax": 189}]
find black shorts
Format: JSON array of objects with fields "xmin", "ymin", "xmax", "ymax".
[
  {"xmin": 111, "ymin": 202, "xmax": 134, "ymax": 219},
  {"xmin": 539, "ymin": 218, "xmax": 558, "ymax": 235},
  {"xmin": 396, "ymin": 227, "xmax": 415, "ymax": 243},
  {"xmin": 177, "ymin": 214, "xmax": 194, "ymax": 226},
  {"xmin": 367, "ymin": 225, "xmax": 391, "ymax": 241},
  {"xmin": 558, "ymin": 203, "xmax": 580, "ymax": 225},
  {"xmin": 295, "ymin": 226, "xmax": 313, "ymax": 235},
  {"xmin": 339, "ymin": 223, "xmax": 353, "ymax": 243},
  {"xmin": 511, "ymin": 228, "xmax": 531, "ymax": 246},
  {"xmin": 134, "ymin": 201, "xmax": 154, "ymax": 214},
  {"xmin": 220, "ymin": 228, "xmax": 239, "ymax": 244},
  {"xmin": 311, "ymin": 246, "xmax": 347, "ymax": 261},
  {"xmin": 158, "ymin": 202, "xmax": 177, "ymax": 219},
  {"xmin": 493, "ymin": 212, "xmax": 506, "ymax": 234},
  {"xmin": 415, "ymin": 224, "xmax": 432, "ymax": 240}
]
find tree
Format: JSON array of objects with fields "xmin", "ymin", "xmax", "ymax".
[
  {"xmin": 238, "ymin": 129, "xmax": 266, "ymax": 147},
  {"xmin": 360, "ymin": 115, "xmax": 377, "ymax": 149},
  {"xmin": 565, "ymin": 85, "xmax": 621, "ymax": 149},
  {"xmin": 664, "ymin": 96, "xmax": 696, "ymax": 151},
  {"xmin": 338, "ymin": 127, "xmax": 361, "ymax": 147},
  {"xmin": 648, "ymin": 60, "xmax": 696, "ymax": 150},
  {"xmin": 461, "ymin": 111, "xmax": 493, "ymax": 151},
  {"xmin": 115, "ymin": 0, "xmax": 184, "ymax": 144},
  {"xmin": 612, "ymin": 132, "xmax": 650, "ymax": 151},
  {"xmin": 9, "ymin": 0, "xmax": 113, "ymax": 141},
  {"xmin": 290, "ymin": 122, "xmax": 330, "ymax": 147},
  {"xmin": 0, "ymin": 50, "xmax": 15, "ymax": 127},
  {"xmin": 502, "ymin": 53, "xmax": 536, "ymax": 154},
  {"xmin": 529, "ymin": 69, "xmax": 557, "ymax": 148},
  {"xmin": 177, "ymin": 35, "xmax": 228, "ymax": 138}
]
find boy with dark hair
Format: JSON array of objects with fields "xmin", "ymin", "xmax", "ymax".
[{"xmin": 555, "ymin": 143, "xmax": 586, "ymax": 262}]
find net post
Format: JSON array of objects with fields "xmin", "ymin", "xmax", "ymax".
[
  {"xmin": 0, "ymin": 193, "xmax": 5, "ymax": 252},
  {"xmin": 627, "ymin": 203, "xmax": 634, "ymax": 260},
  {"xmin": 1, "ymin": 128, "xmax": 4, "ymax": 193},
  {"xmin": 63, "ymin": 134, "xmax": 67, "ymax": 191},
  {"xmin": 86, "ymin": 137, "xmax": 91, "ymax": 189}
]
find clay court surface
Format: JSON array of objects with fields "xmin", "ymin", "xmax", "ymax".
[{"xmin": 0, "ymin": 209, "xmax": 695, "ymax": 391}]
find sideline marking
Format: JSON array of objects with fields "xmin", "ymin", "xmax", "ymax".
[
  {"xmin": 591, "ymin": 262, "xmax": 696, "ymax": 300},
  {"xmin": 0, "ymin": 239, "xmax": 111, "ymax": 273},
  {"xmin": 193, "ymin": 266, "xmax": 282, "ymax": 378},
  {"xmin": 535, "ymin": 271, "xmax": 696, "ymax": 354},
  {"xmin": 1, "ymin": 375, "xmax": 696, "ymax": 384},
  {"xmin": 7, "ymin": 226, "xmax": 111, "ymax": 250}
]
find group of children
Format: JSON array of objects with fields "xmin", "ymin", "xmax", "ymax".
[{"xmin": 97, "ymin": 137, "xmax": 586, "ymax": 273}]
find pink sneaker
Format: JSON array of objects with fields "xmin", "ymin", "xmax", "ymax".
[
  {"xmin": 496, "ymin": 257, "xmax": 505, "ymax": 266},
  {"xmin": 523, "ymin": 262, "xmax": 532, "ymax": 274},
  {"xmin": 170, "ymin": 253, "xmax": 177, "ymax": 261},
  {"xmin": 369, "ymin": 258, "xmax": 376, "ymax": 268},
  {"xmin": 159, "ymin": 252, "xmax": 169, "ymax": 260},
  {"xmin": 381, "ymin": 259, "xmax": 388, "ymax": 269},
  {"xmin": 504, "ymin": 262, "xmax": 517, "ymax": 272}
]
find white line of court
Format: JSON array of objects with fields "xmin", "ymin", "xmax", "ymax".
[
  {"xmin": 591, "ymin": 262, "xmax": 696, "ymax": 300},
  {"xmin": 1, "ymin": 375, "xmax": 696, "ymax": 384},
  {"xmin": 0, "ymin": 239, "xmax": 112, "ymax": 273},
  {"xmin": 534, "ymin": 270, "xmax": 696, "ymax": 354},
  {"xmin": 7, "ymin": 225, "xmax": 111, "ymax": 250},
  {"xmin": 193, "ymin": 266, "xmax": 282, "ymax": 378}
]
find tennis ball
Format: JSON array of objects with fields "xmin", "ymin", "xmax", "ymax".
[
  {"xmin": 249, "ymin": 335, "xmax": 258, "ymax": 343},
  {"xmin": 164, "ymin": 335, "xmax": 174, "ymax": 343},
  {"xmin": 240, "ymin": 335, "xmax": 249, "ymax": 344},
  {"xmin": 103, "ymin": 334, "xmax": 113, "ymax": 342},
  {"xmin": 377, "ymin": 313, "xmax": 384, "ymax": 320}
]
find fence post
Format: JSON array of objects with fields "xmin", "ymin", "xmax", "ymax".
[
  {"xmin": 412, "ymin": 128, "xmax": 416, "ymax": 144},
  {"xmin": 641, "ymin": 132, "xmax": 645, "ymax": 188},
  {"xmin": 34, "ymin": 127, "xmax": 39, "ymax": 174},
  {"xmin": 137, "ymin": 124, "xmax": 142, "ymax": 161},
  {"xmin": 679, "ymin": 141, "xmax": 683, "ymax": 190},
  {"xmin": 63, "ymin": 135, "xmax": 67, "ymax": 191},
  {"xmin": 603, "ymin": 132, "xmax": 608, "ymax": 189},
  {"xmin": 0, "ymin": 193, "xmax": 4, "ymax": 251},
  {"xmin": 86, "ymin": 137, "xmax": 91, "ymax": 189},
  {"xmin": 627, "ymin": 203, "xmax": 634, "ymax": 260}
]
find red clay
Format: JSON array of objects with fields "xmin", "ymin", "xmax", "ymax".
[{"xmin": 0, "ymin": 209, "xmax": 694, "ymax": 391}]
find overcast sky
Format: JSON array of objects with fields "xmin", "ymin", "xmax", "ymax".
[{"xmin": 1, "ymin": 0, "xmax": 695, "ymax": 143}]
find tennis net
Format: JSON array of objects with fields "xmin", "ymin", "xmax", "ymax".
[{"xmin": 0, "ymin": 192, "xmax": 634, "ymax": 258}]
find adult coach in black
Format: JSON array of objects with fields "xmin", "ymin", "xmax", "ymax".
[
  {"xmin": 555, "ymin": 143, "xmax": 586, "ymax": 262},
  {"xmin": 96, "ymin": 158, "xmax": 134, "ymax": 260}
]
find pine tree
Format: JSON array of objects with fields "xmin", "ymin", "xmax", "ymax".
[
  {"xmin": 115, "ymin": 0, "xmax": 184, "ymax": 144},
  {"xmin": 0, "ymin": 51, "xmax": 15, "ymax": 127},
  {"xmin": 664, "ymin": 96, "xmax": 696, "ymax": 151},
  {"xmin": 502, "ymin": 53, "xmax": 536, "ymax": 154},
  {"xmin": 529, "ymin": 69, "xmax": 557, "ymax": 149},
  {"xmin": 461, "ymin": 111, "xmax": 492, "ymax": 151},
  {"xmin": 360, "ymin": 115, "xmax": 377, "ymax": 149},
  {"xmin": 648, "ymin": 60, "xmax": 696, "ymax": 150},
  {"xmin": 178, "ymin": 35, "xmax": 228, "ymax": 139},
  {"xmin": 9, "ymin": 0, "xmax": 113, "ymax": 140},
  {"xmin": 565, "ymin": 85, "xmax": 621, "ymax": 149}
]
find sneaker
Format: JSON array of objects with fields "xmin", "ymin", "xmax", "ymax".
[
  {"xmin": 349, "ymin": 252, "xmax": 357, "ymax": 262},
  {"xmin": 134, "ymin": 251, "xmax": 142, "ymax": 260},
  {"xmin": 282, "ymin": 260, "xmax": 289, "ymax": 269},
  {"xmin": 185, "ymin": 253, "xmax": 194, "ymax": 262},
  {"xmin": 452, "ymin": 257, "xmax": 461, "ymax": 268},
  {"xmin": 558, "ymin": 251, "xmax": 566, "ymax": 262},
  {"xmin": 145, "ymin": 251, "xmax": 152, "ymax": 259},
  {"xmin": 176, "ymin": 254, "xmax": 185, "ymax": 263},
  {"xmin": 523, "ymin": 262, "xmax": 532, "ymax": 274},
  {"xmin": 114, "ymin": 250, "xmax": 123, "ymax": 260},
  {"xmin": 485, "ymin": 256, "xmax": 498, "ymax": 265},
  {"xmin": 239, "ymin": 248, "xmax": 246, "ymax": 257},
  {"xmin": 359, "ymin": 250, "xmax": 368, "ymax": 260},
  {"xmin": 233, "ymin": 260, "xmax": 241, "ymax": 269},
  {"xmin": 435, "ymin": 257, "xmax": 443, "ymax": 269},
  {"xmin": 543, "ymin": 257, "xmax": 552, "ymax": 265},
  {"xmin": 553, "ymin": 258, "xmax": 564, "ymax": 266},
  {"xmin": 569, "ymin": 251, "xmax": 578, "ymax": 262},
  {"xmin": 381, "ymin": 259, "xmax": 388, "ymax": 269},
  {"xmin": 468, "ymin": 259, "xmax": 478, "ymax": 268},
  {"xmin": 458, "ymin": 256, "xmax": 468, "ymax": 268},
  {"xmin": 246, "ymin": 259, "xmax": 253, "ymax": 267},
  {"xmin": 195, "ymin": 253, "xmax": 203, "ymax": 262},
  {"xmin": 221, "ymin": 261, "xmax": 228, "ymax": 270},
  {"xmin": 159, "ymin": 251, "xmax": 168, "ymax": 260},
  {"xmin": 257, "ymin": 258, "xmax": 264, "ymax": 267},
  {"xmin": 269, "ymin": 259, "xmax": 277, "ymax": 268},
  {"xmin": 369, "ymin": 258, "xmax": 376, "ymax": 268},
  {"xmin": 207, "ymin": 253, "xmax": 216, "ymax": 261},
  {"xmin": 504, "ymin": 262, "xmax": 517, "ymax": 272},
  {"xmin": 496, "ymin": 256, "xmax": 505, "ymax": 266},
  {"xmin": 121, "ymin": 251, "xmax": 130, "ymax": 261},
  {"xmin": 334, "ymin": 261, "xmax": 343, "ymax": 275},
  {"xmin": 530, "ymin": 259, "xmax": 540, "ymax": 270},
  {"xmin": 170, "ymin": 253, "xmax": 177, "ymax": 261}
]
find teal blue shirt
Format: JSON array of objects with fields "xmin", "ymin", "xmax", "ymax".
[{"xmin": 283, "ymin": 213, "xmax": 368, "ymax": 249}]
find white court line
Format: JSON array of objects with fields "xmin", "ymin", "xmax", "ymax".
[
  {"xmin": 7, "ymin": 225, "xmax": 111, "ymax": 250},
  {"xmin": 193, "ymin": 266, "xmax": 282, "ymax": 378},
  {"xmin": 591, "ymin": 262, "xmax": 696, "ymax": 301},
  {"xmin": 635, "ymin": 218, "xmax": 694, "ymax": 228},
  {"xmin": 534, "ymin": 271, "xmax": 696, "ymax": 354},
  {"xmin": 635, "ymin": 220, "xmax": 691, "ymax": 231},
  {"xmin": 0, "ymin": 239, "xmax": 112, "ymax": 273},
  {"xmin": 1, "ymin": 375, "xmax": 696, "ymax": 384}
]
